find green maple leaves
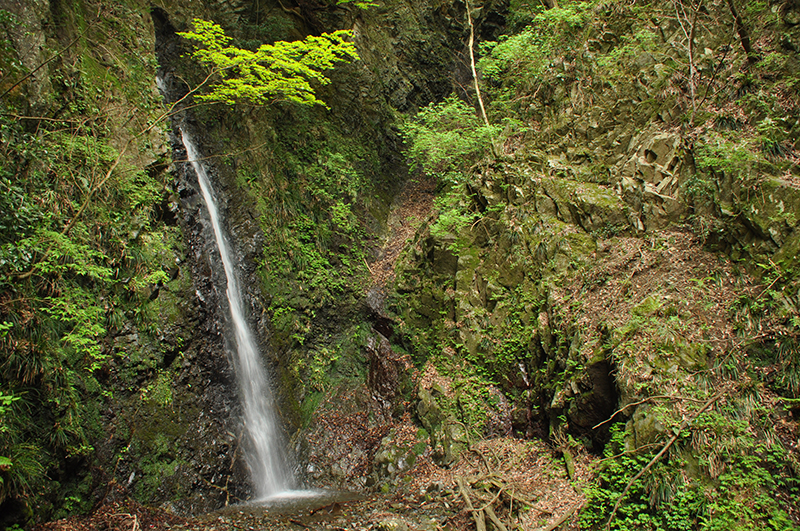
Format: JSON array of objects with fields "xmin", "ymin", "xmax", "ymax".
[{"xmin": 179, "ymin": 19, "xmax": 359, "ymax": 108}]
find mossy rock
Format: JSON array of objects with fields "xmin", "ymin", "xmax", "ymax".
[
  {"xmin": 416, "ymin": 388, "xmax": 467, "ymax": 466},
  {"xmin": 537, "ymin": 178, "xmax": 630, "ymax": 234},
  {"xmin": 742, "ymin": 177, "xmax": 800, "ymax": 250}
]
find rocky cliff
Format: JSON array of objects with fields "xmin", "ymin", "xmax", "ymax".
[{"xmin": 0, "ymin": 0, "xmax": 798, "ymax": 528}]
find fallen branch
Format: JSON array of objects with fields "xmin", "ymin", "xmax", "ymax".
[
  {"xmin": 111, "ymin": 513, "xmax": 139, "ymax": 531},
  {"xmin": 469, "ymin": 473, "xmax": 547, "ymax": 514},
  {"xmin": 197, "ymin": 474, "xmax": 243, "ymax": 504},
  {"xmin": 592, "ymin": 394, "xmax": 708, "ymax": 430},
  {"xmin": 469, "ymin": 447, "xmax": 494, "ymax": 474},
  {"xmin": 474, "ymin": 485, "xmax": 505, "ymax": 512},
  {"xmin": 457, "ymin": 477, "xmax": 486, "ymax": 531},
  {"xmin": 605, "ymin": 392, "xmax": 722, "ymax": 530},
  {"xmin": 534, "ymin": 500, "xmax": 584, "ymax": 531},
  {"xmin": 485, "ymin": 504, "xmax": 509, "ymax": 531}
]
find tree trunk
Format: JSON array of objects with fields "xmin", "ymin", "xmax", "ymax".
[{"xmin": 727, "ymin": 0, "xmax": 757, "ymax": 64}]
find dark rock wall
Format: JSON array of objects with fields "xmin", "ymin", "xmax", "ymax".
[{"xmin": 137, "ymin": 0, "xmax": 510, "ymax": 498}]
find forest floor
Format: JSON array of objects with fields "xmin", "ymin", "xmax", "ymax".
[
  {"xmin": 368, "ymin": 175, "xmax": 437, "ymax": 288},
  {"xmin": 34, "ymin": 435, "xmax": 591, "ymax": 531}
]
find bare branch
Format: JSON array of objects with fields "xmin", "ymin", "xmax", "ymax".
[{"xmin": 605, "ymin": 392, "xmax": 722, "ymax": 530}]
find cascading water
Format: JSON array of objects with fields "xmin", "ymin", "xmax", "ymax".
[{"xmin": 179, "ymin": 127, "xmax": 293, "ymax": 499}]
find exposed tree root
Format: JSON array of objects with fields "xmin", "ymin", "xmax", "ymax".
[
  {"xmin": 456, "ymin": 473, "xmax": 558, "ymax": 531},
  {"xmin": 533, "ymin": 500, "xmax": 584, "ymax": 531},
  {"xmin": 457, "ymin": 477, "xmax": 486, "ymax": 531}
]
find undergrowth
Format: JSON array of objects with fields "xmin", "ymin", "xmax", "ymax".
[{"xmin": 0, "ymin": 0, "xmax": 179, "ymax": 521}]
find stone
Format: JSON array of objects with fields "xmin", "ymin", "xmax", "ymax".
[
  {"xmin": 631, "ymin": 406, "xmax": 666, "ymax": 448},
  {"xmin": 376, "ymin": 517, "xmax": 410, "ymax": 531},
  {"xmin": 784, "ymin": 10, "xmax": 800, "ymax": 26}
]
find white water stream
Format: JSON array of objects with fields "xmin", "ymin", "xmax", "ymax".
[{"xmin": 180, "ymin": 128, "xmax": 293, "ymax": 499}]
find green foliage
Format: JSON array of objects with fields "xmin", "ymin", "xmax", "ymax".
[
  {"xmin": 134, "ymin": 433, "xmax": 184, "ymax": 501},
  {"xmin": 0, "ymin": 10, "xmax": 24, "ymax": 83},
  {"xmin": 582, "ymin": 413, "xmax": 800, "ymax": 531},
  {"xmin": 737, "ymin": 262, "xmax": 800, "ymax": 399},
  {"xmin": 336, "ymin": 0, "xmax": 378, "ymax": 9},
  {"xmin": 400, "ymin": 95, "xmax": 499, "ymax": 184},
  {"xmin": 141, "ymin": 370, "xmax": 175, "ymax": 407},
  {"xmin": 478, "ymin": 2, "xmax": 591, "ymax": 119},
  {"xmin": 0, "ymin": 390, "xmax": 18, "ymax": 471},
  {"xmin": 481, "ymin": 4, "xmax": 587, "ymax": 82},
  {"xmin": 429, "ymin": 187, "xmax": 478, "ymax": 248},
  {"xmin": 14, "ymin": 229, "xmax": 113, "ymax": 280},
  {"xmin": 179, "ymin": 19, "xmax": 359, "ymax": 107},
  {"xmin": 0, "ymin": 1, "xmax": 180, "ymax": 519},
  {"xmin": 693, "ymin": 132, "xmax": 771, "ymax": 187},
  {"xmin": 0, "ymin": 176, "xmax": 43, "ymax": 247},
  {"xmin": 452, "ymin": 372, "xmax": 497, "ymax": 440}
]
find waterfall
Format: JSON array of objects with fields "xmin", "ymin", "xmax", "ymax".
[{"xmin": 179, "ymin": 128, "xmax": 293, "ymax": 499}]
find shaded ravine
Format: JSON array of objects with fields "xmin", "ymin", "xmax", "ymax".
[{"xmin": 179, "ymin": 127, "xmax": 293, "ymax": 499}]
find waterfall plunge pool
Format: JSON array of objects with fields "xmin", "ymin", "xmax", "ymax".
[{"xmin": 214, "ymin": 489, "xmax": 363, "ymax": 516}]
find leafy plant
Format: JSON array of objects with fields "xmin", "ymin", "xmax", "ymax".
[
  {"xmin": 178, "ymin": 19, "xmax": 359, "ymax": 107},
  {"xmin": 0, "ymin": 2, "xmax": 180, "ymax": 519},
  {"xmin": 400, "ymin": 95, "xmax": 499, "ymax": 185},
  {"xmin": 582, "ymin": 411, "xmax": 800, "ymax": 530}
]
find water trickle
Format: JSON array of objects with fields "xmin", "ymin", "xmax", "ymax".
[{"xmin": 180, "ymin": 128, "xmax": 293, "ymax": 499}]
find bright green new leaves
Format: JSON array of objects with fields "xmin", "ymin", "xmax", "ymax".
[
  {"xmin": 336, "ymin": 0, "xmax": 378, "ymax": 9},
  {"xmin": 400, "ymin": 95, "xmax": 500, "ymax": 184},
  {"xmin": 179, "ymin": 19, "xmax": 359, "ymax": 107}
]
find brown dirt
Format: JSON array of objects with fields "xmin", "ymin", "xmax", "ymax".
[
  {"xmin": 551, "ymin": 230, "xmax": 754, "ymax": 397},
  {"xmin": 31, "ymin": 484, "xmax": 189, "ymax": 531},
  {"xmin": 368, "ymin": 176, "xmax": 437, "ymax": 288},
  {"xmin": 36, "ymin": 430, "xmax": 590, "ymax": 531}
]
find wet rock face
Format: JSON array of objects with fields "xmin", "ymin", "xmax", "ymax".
[
  {"xmin": 96, "ymin": 9, "xmax": 258, "ymax": 513},
  {"xmin": 367, "ymin": 334, "xmax": 415, "ymax": 418},
  {"xmin": 92, "ymin": 124, "xmax": 253, "ymax": 514},
  {"xmin": 167, "ymin": 131, "xmax": 254, "ymax": 512}
]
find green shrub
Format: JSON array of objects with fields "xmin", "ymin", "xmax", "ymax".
[{"xmin": 400, "ymin": 95, "xmax": 499, "ymax": 185}]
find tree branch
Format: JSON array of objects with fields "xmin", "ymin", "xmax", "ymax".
[
  {"xmin": 457, "ymin": 477, "xmax": 487, "ymax": 531},
  {"xmin": 13, "ymin": 68, "xmax": 219, "ymax": 281},
  {"xmin": 0, "ymin": 33, "xmax": 83, "ymax": 101},
  {"xmin": 605, "ymin": 392, "xmax": 722, "ymax": 530},
  {"xmin": 534, "ymin": 500, "xmax": 584, "ymax": 531},
  {"xmin": 726, "ymin": 0, "xmax": 757, "ymax": 64},
  {"xmin": 465, "ymin": 0, "xmax": 497, "ymax": 156}
]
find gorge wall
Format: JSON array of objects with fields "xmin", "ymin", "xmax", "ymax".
[
  {"xmin": 0, "ymin": 0, "xmax": 798, "ymax": 528},
  {"xmin": 0, "ymin": 0, "xmax": 508, "ymax": 521}
]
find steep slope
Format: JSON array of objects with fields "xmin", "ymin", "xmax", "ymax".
[{"xmin": 385, "ymin": 0, "xmax": 800, "ymax": 528}]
